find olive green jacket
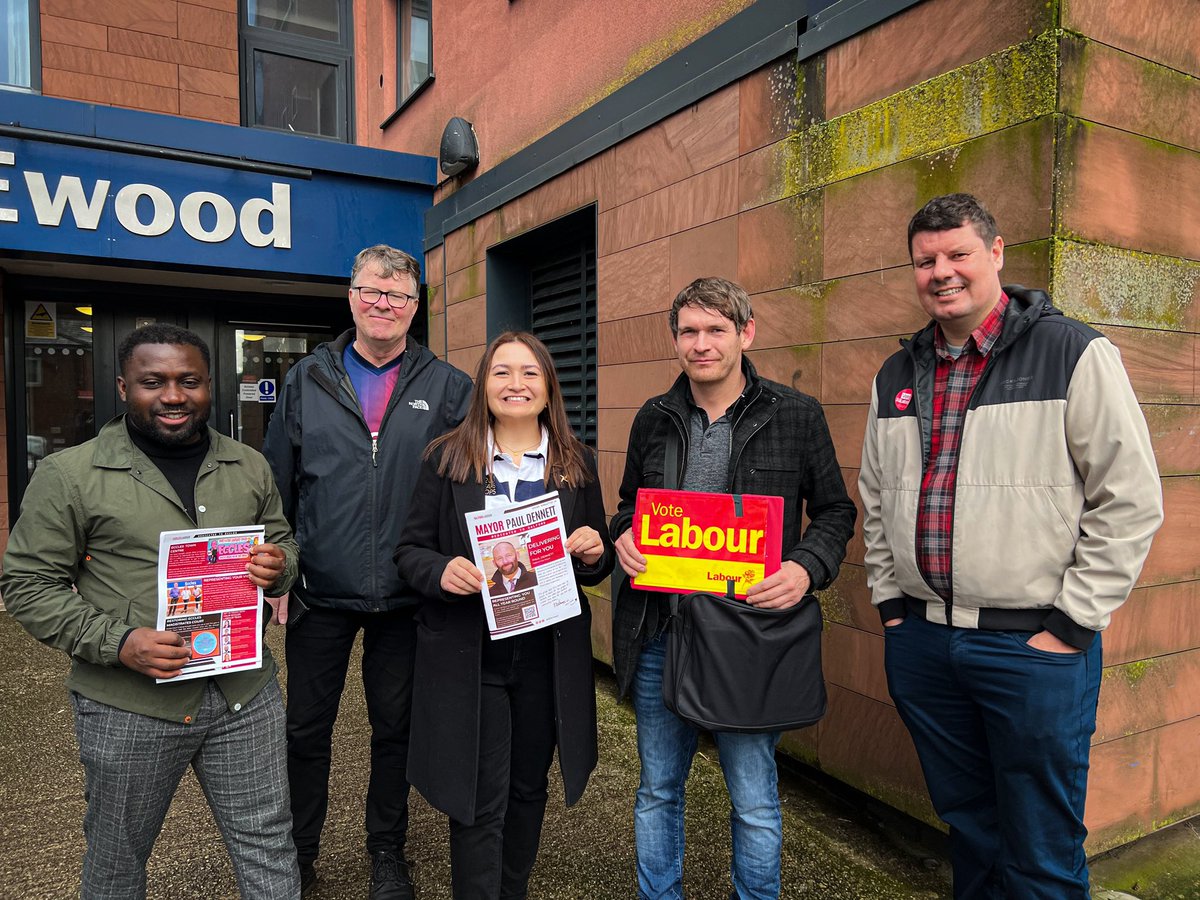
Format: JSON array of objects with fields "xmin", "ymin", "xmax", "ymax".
[{"xmin": 1, "ymin": 417, "xmax": 298, "ymax": 722}]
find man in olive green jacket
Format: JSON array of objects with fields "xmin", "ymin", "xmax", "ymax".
[{"xmin": 1, "ymin": 324, "xmax": 300, "ymax": 900}]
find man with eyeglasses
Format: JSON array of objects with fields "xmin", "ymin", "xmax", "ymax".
[{"xmin": 264, "ymin": 245, "xmax": 472, "ymax": 898}]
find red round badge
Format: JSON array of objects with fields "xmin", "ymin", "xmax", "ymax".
[{"xmin": 894, "ymin": 388, "xmax": 913, "ymax": 411}]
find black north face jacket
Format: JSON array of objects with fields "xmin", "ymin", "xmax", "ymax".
[
  {"xmin": 608, "ymin": 359, "xmax": 857, "ymax": 700},
  {"xmin": 263, "ymin": 330, "xmax": 472, "ymax": 612}
]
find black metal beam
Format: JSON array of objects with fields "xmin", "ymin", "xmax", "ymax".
[{"xmin": 0, "ymin": 125, "xmax": 314, "ymax": 179}]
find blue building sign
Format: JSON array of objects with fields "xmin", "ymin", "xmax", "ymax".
[{"xmin": 0, "ymin": 94, "xmax": 436, "ymax": 280}]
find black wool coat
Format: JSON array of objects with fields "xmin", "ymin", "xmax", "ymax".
[
  {"xmin": 608, "ymin": 359, "xmax": 858, "ymax": 701},
  {"xmin": 394, "ymin": 450, "xmax": 614, "ymax": 824}
]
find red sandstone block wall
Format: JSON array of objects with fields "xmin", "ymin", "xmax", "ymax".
[
  {"xmin": 423, "ymin": 0, "xmax": 1198, "ymax": 851},
  {"xmin": 367, "ymin": 0, "xmax": 755, "ymax": 171},
  {"xmin": 39, "ymin": 0, "xmax": 239, "ymax": 123},
  {"xmin": 1052, "ymin": 0, "xmax": 1200, "ymax": 847}
]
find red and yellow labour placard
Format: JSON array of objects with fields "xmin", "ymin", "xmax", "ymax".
[{"xmin": 631, "ymin": 488, "xmax": 784, "ymax": 598}]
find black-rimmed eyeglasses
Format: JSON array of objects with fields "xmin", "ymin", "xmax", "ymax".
[{"xmin": 352, "ymin": 286, "xmax": 417, "ymax": 310}]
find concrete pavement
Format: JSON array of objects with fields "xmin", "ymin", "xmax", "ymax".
[
  {"xmin": 0, "ymin": 613, "xmax": 950, "ymax": 899},
  {"xmin": 3, "ymin": 611, "xmax": 1194, "ymax": 898}
]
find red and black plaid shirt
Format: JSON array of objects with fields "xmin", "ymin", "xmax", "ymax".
[{"xmin": 916, "ymin": 293, "xmax": 1010, "ymax": 601}]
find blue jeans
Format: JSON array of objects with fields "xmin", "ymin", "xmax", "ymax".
[
  {"xmin": 632, "ymin": 634, "xmax": 782, "ymax": 900},
  {"xmin": 884, "ymin": 615, "xmax": 1102, "ymax": 899}
]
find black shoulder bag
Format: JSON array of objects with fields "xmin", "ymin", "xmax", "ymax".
[{"xmin": 659, "ymin": 432, "xmax": 828, "ymax": 733}]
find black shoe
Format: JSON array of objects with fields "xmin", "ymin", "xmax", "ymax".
[
  {"xmin": 369, "ymin": 849, "xmax": 414, "ymax": 900},
  {"xmin": 299, "ymin": 860, "xmax": 318, "ymax": 896}
]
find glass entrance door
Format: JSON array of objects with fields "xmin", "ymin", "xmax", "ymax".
[
  {"xmin": 21, "ymin": 299, "xmax": 96, "ymax": 477},
  {"xmin": 218, "ymin": 324, "xmax": 337, "ymax": 452}
]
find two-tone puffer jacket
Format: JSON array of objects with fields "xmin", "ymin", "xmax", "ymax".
[{"xmin": 858, "ymin": 287, "xmax": 1163, "ymax": 650}]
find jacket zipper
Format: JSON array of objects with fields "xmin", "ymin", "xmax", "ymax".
[
  {"xmin": 903, "ymin": 340, "xmax": 936, "ymax": 615},
  {"xmin": 655, "ymin": 400, "xmax": 690, "ymax": 486},
  {"xmin": 727, "ymin": 383, "xmax": 772, "ymax": 491},
  {"xmin": 312, "ymin": 352, "xmax": 387, "ymax": 605},
  {"xmin": 910, "ymin": 333, "xmax": 1011, "ymax": 623}
]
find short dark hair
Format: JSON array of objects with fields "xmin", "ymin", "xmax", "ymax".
[
  {"xmin": 907, "ymin": 193, "xmax": 999, "ymax": 257},
  {"xmin": 669, "ymin": 277, "xmax": 754, "ymax": 336},
  {"xmin": 118, "ymin": 324, "xmax": 211, "ymax": 375}
]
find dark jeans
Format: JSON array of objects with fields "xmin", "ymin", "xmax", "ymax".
[
  {"xmin": 285, "ymin": 604, "xmax": 417, "ymax": 864},
  {"xmin": 884, "ymin": 615, "xmax": 1102, "ymax": 899},
  {"xmin": 450, "ymin": 628, "xmax": 557, "ymax": 900}
]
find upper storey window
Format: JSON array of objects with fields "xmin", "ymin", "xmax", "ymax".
[
  {"xmin": 1, "ymin": 0, "xmax": 38, "ymax": 91},
  {"xmin": 397, "ymin": 0, "xmax": 433, "ymax": 109},
  {"xmin": 241, "ymin": 0, "xmax": 353, "ymax": 141}
]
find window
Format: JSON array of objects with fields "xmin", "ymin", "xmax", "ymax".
[
  {"xmin": 1, "ymin": 0, "xmax": 37, "ymax": 91},
  {"xmin": 487, "ymin": 208, "xmax": 598, "ymax": 446},
  {"xmin": 397, "ymin": 0, "xmax": 433, "ymax": 108},
  {"xmin": 241, "ymin": 0, "xmax": 353, "ymax": 141}
]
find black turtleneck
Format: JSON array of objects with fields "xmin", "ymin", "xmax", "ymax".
[{"xmin": 126, "ymin": 419, "xmax": 211, "ymax": 523}]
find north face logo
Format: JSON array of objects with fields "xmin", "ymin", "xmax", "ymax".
[{"xmin": 408, "ymin": 399, "xmax": 430, "ymax": 411}]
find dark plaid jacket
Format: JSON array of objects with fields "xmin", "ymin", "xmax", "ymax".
[{"xmin": 608, "ymin": 359, "xmax": 857, "ymax": 700}]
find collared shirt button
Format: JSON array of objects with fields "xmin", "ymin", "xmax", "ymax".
[
  {"xmin": 183, "ymin": 715, "xmax": 193, "ymax": 723},
  {"xmin": 233, "ymin": 702, "xmax": 242, "ymax": 711},
  {"xmin": 198, "ymin": 505, "xmax": 207, "ymax": 513}
]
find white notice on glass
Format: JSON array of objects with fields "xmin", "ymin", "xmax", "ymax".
[
  {"xmin": 466, "ymin": 491, "xmax": 581, "ymax": 640},
  {"xmin": 156, "ymin": 525, "xmax": 266, "ymax": 683}
]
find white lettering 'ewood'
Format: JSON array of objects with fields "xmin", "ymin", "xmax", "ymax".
[
  {"xmin": 0, "ymin": 151, "xmax": 16, "ymax": 223},
  {"xmin": 15, "ymin": 159, "xmax": 291, "ymax": 249},
  {"xmin": 115, "ymin": 183, "xmax": 175, "ymax": 236}
]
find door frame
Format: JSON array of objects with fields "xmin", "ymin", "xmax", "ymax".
[{"xmin": 4, "ymin": 275, "xmax": 349, "ymax": 522}]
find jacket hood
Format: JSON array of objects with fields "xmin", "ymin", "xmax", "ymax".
[{"xmin": 903, "ymin": 284, "xmax": 1061, "ymax": 356}]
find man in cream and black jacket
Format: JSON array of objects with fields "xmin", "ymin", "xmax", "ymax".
[{"xmin": 859, "ymin": 194, "xmax": 1162, "ymax": 900}]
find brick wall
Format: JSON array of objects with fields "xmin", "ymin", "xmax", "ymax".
[
  {"xmin": 39, "ymin": 0, "xmax": 238, "ymax": 123},
  {"xmin": 426, "ymin": 0, "xmax": 1199, "ymax": 851}
]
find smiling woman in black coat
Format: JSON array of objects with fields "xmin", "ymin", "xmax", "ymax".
[{"xmin": 394, "ymin": 332, "xmax": 613, "ymax": 900}]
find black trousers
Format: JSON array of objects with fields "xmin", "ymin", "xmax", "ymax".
[
  {"xmin": 285, "ymin": 604, "xmax": 417, "ymax": 864},
  {"xmin": 450, "ymin": 628, "xmax": 557, "ymax": 900}
]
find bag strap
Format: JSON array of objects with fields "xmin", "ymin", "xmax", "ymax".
[{"xmin": 664, "ymin": 427, "xmax": 680, "ymax": 491}]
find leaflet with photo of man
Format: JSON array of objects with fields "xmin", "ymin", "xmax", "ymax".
[
  {"xmin": 155, "ymin": 525, "xmax": 266, "ymax": 683},
  {"xmin": 465, "ymin": 491, "xmax": 581, "ymax": 640}
]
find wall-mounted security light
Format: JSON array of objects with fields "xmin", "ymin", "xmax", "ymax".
[{"xmin": 439, "ymin": 116, "xmax": 479, "ymax": 177}]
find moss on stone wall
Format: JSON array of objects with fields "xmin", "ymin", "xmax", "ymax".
[
  {"xmin": 1104, "ymin": 657, "xmax": 1160, "ymax": 688},
  {"xmin": 1050, "ymin": 239, "xmax": 1199, "ymax": 330},
  {"xmin": 817, "ymin": 583, "xmax": 854, "ymax": 627},
  {"xmin": 1059, "ymin": 31, "xmax": 1200, "ymax": 152},
  {"xmin": 783, "ymin": 31, "xmax": 1060, "ymax": 198}
]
